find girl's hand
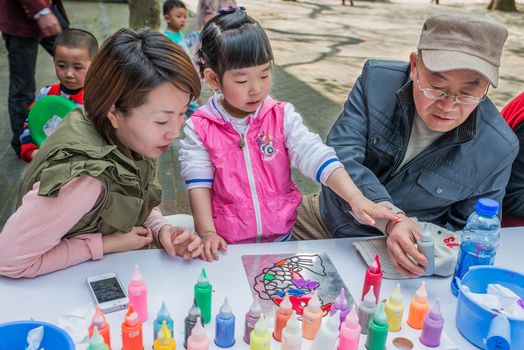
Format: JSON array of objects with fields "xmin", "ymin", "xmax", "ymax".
[
  {"xmin": 200, "ymin": 231, "xmax": 227, "ymax": 262},
  {"xmin": 348, "ymin": 194, "xmax": 401, "ymax": 226},
  {"xmin": 158, "ymin": 225, "xmax": 203, "ymax": 260},
  {"xmin": 102, "ymin": 226, "xmax": 153, "ymax": 254}
]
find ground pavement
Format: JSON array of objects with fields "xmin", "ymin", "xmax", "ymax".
[{"xmin": 1, "ymin": 0, "xmax": 523, "ymax": 227}]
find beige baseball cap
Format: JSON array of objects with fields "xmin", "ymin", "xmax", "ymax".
[{"xmin": 417, "ymin": 12, "xmax": 508, "ymax": 87}]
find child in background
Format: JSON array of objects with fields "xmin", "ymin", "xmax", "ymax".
[
  {"xmin": 19, "ymin": 28, "xmax": 98, "ymax": 162},
  {"xmin": 180, "ymin": 6, "xmax": 399, "ymax": 261},
  {"xmin": 163, "ymin": 0, "xmax": 201, "ymax": 116}
]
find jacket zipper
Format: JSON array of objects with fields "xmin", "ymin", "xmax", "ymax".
[{"xmin": 238, "ymin": 127, "xmax": 264, "ymax": 242}]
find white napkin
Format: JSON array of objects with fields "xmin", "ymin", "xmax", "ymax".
[{"xmin": 56, "ymin": 303, "xmax": 95, "ymax": 344}]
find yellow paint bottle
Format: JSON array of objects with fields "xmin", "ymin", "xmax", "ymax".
[{"xmin": 384, "ymin": 283, "xmax": 404, "ymax": 332}]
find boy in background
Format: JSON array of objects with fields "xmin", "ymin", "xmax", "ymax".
[{"xmin": 20, "ymin": 28, "xmax": 98, "ymax": 162}]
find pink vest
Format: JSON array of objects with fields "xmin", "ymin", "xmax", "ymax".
[{"xmin": 191, "ymin": 98, "xmax": 302, "ymax": 244}]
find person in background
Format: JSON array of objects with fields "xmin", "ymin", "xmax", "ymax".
[
  {"xmin": 0, "ymin": 28, "xmax": 203, "ymax": 279},
  {"xmin": 196, "ymin": 0, "xmax": 237, "ymax": 29},
  {"xmin": 19, "ymin": 28, "xmax": 99, "ymax": 162},
  {"xmin": 180, "ymin": 6, "xmax": 398, "ymax": 262},
  {"xmin": 0, "ymin": 0, "xmax": 69, "ymax": 158},
  {"xmin": 293, "ymin": 12, "xmax": 517, "ymax": 277},
  {"xmin": 501, "ymin": 91, "xmax": 524, "ymax": 226}
]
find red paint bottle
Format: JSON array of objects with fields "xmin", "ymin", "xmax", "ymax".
[{"xmin": 361, "ymin": 254, "xmax": 382, "ymax": 303}]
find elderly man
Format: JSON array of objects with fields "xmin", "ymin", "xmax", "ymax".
[{"xmin": 294, "ymin": 12, "xmax": 518, "ymax": 277}]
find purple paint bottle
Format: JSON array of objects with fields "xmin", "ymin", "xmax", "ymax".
[
  {"xmin": 420, "ymin": 298, "xmax": 444, "ymax": 347},
  {"xmin": 330, "ymin": 288, "xmax": 350, "ymax": 323}
]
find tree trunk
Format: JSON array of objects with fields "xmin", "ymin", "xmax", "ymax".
[
  {"xmin": 487, "ymin": 0, "xmax": 517, "ymax": 11},
  {"xmin": 128, "ymin": 0, "xmax": 161, "ymax": 31}
]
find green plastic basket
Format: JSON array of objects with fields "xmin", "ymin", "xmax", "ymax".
[{"xmin": 28, "ymin": 95, "xmax": 76, "ymax": 146}]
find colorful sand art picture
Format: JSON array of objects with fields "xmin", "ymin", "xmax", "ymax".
[{"xmin": 241, "ymin": 253, "xmax": 353, "ymax": 317}]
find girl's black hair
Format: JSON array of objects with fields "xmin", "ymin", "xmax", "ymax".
[{"xmin": 197, "ymin": 8, "xmax": 273, "ymax": 80}]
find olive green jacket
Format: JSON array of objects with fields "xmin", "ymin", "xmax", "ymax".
[{"xmin": 18, "ymin": 107, "xmax": 162, "ymax": 238}]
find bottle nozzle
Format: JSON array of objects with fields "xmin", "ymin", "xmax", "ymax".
[
  {"xmin": 369, "ymin": 254, "xmax": 382, "ymax": 274},
  {"xmin": 156, "ymin": 320, "xmax": 173, "ymax": 345},
  {"xmin": 156, "ymin": 301, "xmax": 171, "ymax": 321},
  {"xmin": 345, "ymin": 304, "xmax": 359, "ymax": 325},
  {"xmin": 190, "ymin": 317, "xmax": 206, "ymax": 340},
  {"xmin": 131, "ymin": 265, "xmax": 144, "ymax": 285},
  {"xmin": 335, "ymin": 288, "xmax": 348, "ymax": 309},
  {"xmin": 88, "ymin": 327, "xmax": 107, "ymax": 349},
  {"xmin": 414, "ymin": 281, "xmax": 428, "ymax": 302},
  {"xmin": 373, "ymin": 302, "xmax": 387, "ymax": 326},
  {"xmin": 197, "ymin": 268, "xmax": 209, "ymax": 286},
  {"xmin": 279, "ymin": 293, "xmax": 292, "ymax": 313},
  {"xmin": 389, "ymin": 283, "xmax": 403, "ymax": 305},
  {"xmin": 219, "ymin": 297, "xmax": 232, "ymax": 315},
  {"xmin": 363, "ymin": 285, "xmax": 377, "ymax": 307},
  {"xmin": 249, "ymin": 297, "xmax": 262, "ymax": 317},
  {"xmin": 253, "ymin": 314, "xmax": 269, "ymax": 336},
  {"xmin": 306, "ymin": 291, "xmax": 321, "ymax": 312},
  {"xmin": 125, "ymin": 304, "xmax": 139, "ymax": 326},
  {"xmin": 91, "ymin": 305, "xmax": 106, "ymax": 329},
  {"xmin": 428, "ymin": 298, "xmax": 443, "ymax": 320}
]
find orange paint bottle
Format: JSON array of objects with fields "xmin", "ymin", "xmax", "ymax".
[
  {"xmin": 407, "ymin": 281, "xmax": 430, "ymax": 330},
  {"xmin": 122, "ymin": 305, "xmax": 143, "ymax": 350},
  {"xmin": 273, "ymin": 293, "xmax": 293, "ymax": 342},
  {"xmin": 88, "ymin": 306, "xmax": 111, "ymax": 349},
  {"xmin": 301, "ymin": 291, "xmax": 323, "ymax": 340}
]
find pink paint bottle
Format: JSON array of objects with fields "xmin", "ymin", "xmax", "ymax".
[
  {"xmin": 361, "ymin": 255, "xmax": 382, "ymax": 303},
  {"xmin": 338, "ymin": 304, "xmax": 360, "ymax": 350},
  {"xmin": 273, "ymin": 293, "xmax": 293, "ymax": 342},
  {"xmin": 243, "ymin": 297, "xmax": 262, "ymax": 344},
  {"xmin": 128, "ymin": 265, "xmax": 148, "ymax": 322},
  {"xmin": 188, "ymin": 317, "xmax": 209, "ymax": 350}
]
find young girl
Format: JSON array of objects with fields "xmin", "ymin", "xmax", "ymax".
[
  {"xmin": 0, "ymin": 28, "xmax": 203, "ymax": 278},
  {"xmin": 180, "ymin": 7, "xmax": 398, "ymax": 261}
]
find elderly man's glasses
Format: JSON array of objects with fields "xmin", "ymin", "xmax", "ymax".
[{"xmin": 415, "ymin": 66, "xmax": 489, "ymax": 105}]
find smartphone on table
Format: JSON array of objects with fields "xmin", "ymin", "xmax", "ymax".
[{"xmin": 86, "ymin": 272, "xmax": 129, "ymax": 313}]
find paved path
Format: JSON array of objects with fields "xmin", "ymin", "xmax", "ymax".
[{"xmin": 1, "ymin": 0, "xmax": 523, "ymax": 227}]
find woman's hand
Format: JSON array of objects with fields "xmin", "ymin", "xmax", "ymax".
[
  {"xmin": 200, "ymin": 231, "xmax": 227, "ymax": 262},
  {"xmin": 158, "ymin": 225, "xmax": 202, "ymax": 260},
  {"xmin": 102, "ymin": 226, "xmax": 153, "ymax": 254}
]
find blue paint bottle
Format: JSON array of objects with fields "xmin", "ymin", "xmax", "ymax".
[
  {"xmin": 215, "ymin": 297, "xmax": 235, "ymax": 348},
  {"xmin": 153, "ymin": 302, "xmax": 174, "ymax": 340}
]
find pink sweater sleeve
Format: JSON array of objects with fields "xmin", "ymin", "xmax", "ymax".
[
  {"xmin": 0, "ymin": 176, "xmax": 105, "ymax": 279},
  {"xmin": 143, "ymin": 207, "xmax": 169, "ymax": 244}
]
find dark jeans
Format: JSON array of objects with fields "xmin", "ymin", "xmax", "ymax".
[{"xmin": 3, "ymin": 34, "xmax": 57, "ymax": 157}]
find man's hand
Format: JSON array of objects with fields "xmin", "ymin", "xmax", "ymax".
[
  {"xmin": 385, "ymin": 216, "xmax": 427, "ymax": 277},
  {"xmin": 158, "ymin": 225, "xmax": 202, "ymax": 260},
  {"xmin": 102, "ymin": 226, "xmax": 153, "ymax": 254},
  {"xmin": 36, "ymin": 12, "xmax": 62, "ymax": 37},
  {"xmin": 200, "ymin": 231, "xmax": 227, "ymax": 262}
]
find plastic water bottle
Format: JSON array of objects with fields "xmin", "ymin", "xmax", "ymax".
[{"xmin": 450, "ymin": 198, "xmax": 500, "ymax": 296}]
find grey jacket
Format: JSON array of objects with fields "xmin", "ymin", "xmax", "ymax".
[{"xmin": 320, "ymin": 60, "xmax": 518, "ymax": 238}]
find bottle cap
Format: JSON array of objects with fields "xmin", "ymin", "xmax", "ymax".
[
  {"xmin": 420, "ymin": 225, "xmax": 433, "ymax": 242},
  {"xmin": 248, "ymin": 298, "xmax": 262, "ymax": 317},
  {"xmin": 220, "ymin": 297, "xmax": 232, "ymax": 315},
  {"xmin": 389, "ymin": 283, "xmax": 403, "ymax": 306},
  {"xmin": 197, "ymin": 268, "xmax": 209, "ymax": 286},
  {"xmin": 486, "ymin": 314, "xmax": 511, "ymax": 350},
  {"xmin": 428, "ymin": 298, "xmax": 443, "ymax": 321},
  {"xmin": 280, "ymin": 293, "xmax": 292, "ymax": 314},
  {"xmin": 187, "ymin": 299, "xmax": 201, "ymax": 321},
  {"xmin": 335, "ymin": 288, "xmax": 349, "ymax": 311},
  {"xmin": 156, "ymin": 301, "xmax": 171, "ymax": 321},
  {"xmin": 362, "ymin": 285, "xmax": 377, "ymax": 308},
  {"xmin": 253, "ymin": 314, "xmax": 269, "ymax": 336},
  {"xmin": 88, "ymin": 327, "xmax": 108, "ymax": 350},
  {"xmin": 326, "ymin": 310, "xmax": 340, "ymax": 332},
  {"xmin": 124, "ymin": 305, "xmax": 139, "ymax": 326},
  {"xmin": 307, "ymin": 291, "xmax": 321, "ymax": 312},
  {"xmin": 369, "ymin": 255, "xmax": 382, "ymax": 274},
  {"xmin": 345, "ymin": 304, "xmax": 359, "ymax": 326},
  {"xmin": 284, "ymin": 310, "xmax": 301, "ymax": 336},
  {"xmin": 156, "ymin": 320, "xmax": 173, "ymax": 346},
  {"xmin": 414, "ymin": 282, "xmax": 428, "ymax": 303},
  {"xmin": 190, "ymin": 317, "xmax": 206, "ymax": 341},
  {"xmin": 476, "ymin": 198, "xmax": 499, "ymax": 216},
  {"xmin": 373, "ymin": 302, "xmax": 387, "ymax": 326},
  {"xmin": 131, "ymin": 265, "xmax": 144, "ymax": 285},
  {"xmin": 91, "ymin": 306, "xmax": 106, "ymax": 329}
]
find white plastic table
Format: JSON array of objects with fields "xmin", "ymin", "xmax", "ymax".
[{"xmin": 1, "ymin": 228, "xmax": 523, "ymax": 349}]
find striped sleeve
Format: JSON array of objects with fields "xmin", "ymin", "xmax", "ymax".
[
  {"xmin": 283, "ymin": 103, "xmax": 343, "ymax": 185},
  {"xmin": 179, "ymin": 118, "xmax": 214, "ymax": 189}
]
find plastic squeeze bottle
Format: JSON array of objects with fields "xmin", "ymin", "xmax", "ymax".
[
  {"xmin": 128, "ymin": 265, "xmax": 148, "ymax": 322},
  {"xmin": 384, "ymin": 283, "xmax": 404, "ymax": 332},
  {"xmin": 407, "ymin": 281, "xmax": 430, "ymax": 330}
]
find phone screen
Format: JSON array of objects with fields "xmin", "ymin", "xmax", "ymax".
[{"xmin": 89, "ymin": 277, "xmax": 126, "ymax": 303}]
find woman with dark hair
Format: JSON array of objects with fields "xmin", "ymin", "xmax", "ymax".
[{"xmin": 0, "ymin": 28, "xmax": 203, "ymax": 278}]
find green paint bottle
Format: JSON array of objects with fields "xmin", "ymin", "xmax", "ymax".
[
  {"xmin": 365, "ymin": 302, "xmax": 389, "ymax": 350},
  {"xmin": 194, "ymin": 268, "xmax": 213, "ymax": 324}
]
